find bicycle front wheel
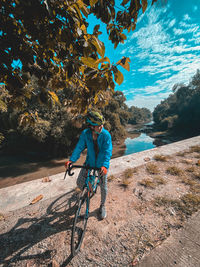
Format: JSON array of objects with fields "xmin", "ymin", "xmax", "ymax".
[{"xmin": 71, "ymin": 188, "xmax": 90, "ymax": 256}]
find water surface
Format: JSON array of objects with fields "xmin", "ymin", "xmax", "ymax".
[{"xmin": 124, "ymin": 133, "xmax": 156, "ymax": 156}]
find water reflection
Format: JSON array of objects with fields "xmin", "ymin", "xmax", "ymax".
[{"xmin": 124, "ymin": 133, "xmax": 155, "ymax": 156}]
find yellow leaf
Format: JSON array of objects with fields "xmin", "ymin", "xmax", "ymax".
[
  {"xmin": 94, "ymin": 94, "xmax": 98, "ymax": 104},
  {"xmin": 30, "ymin": 195, "xmax": 43, "ymax": 205},
  {"xmin": 80, "ymin": 24, "xmax": 87, "ymax": 33},
  {"xmin": 89, "ymin": 0, "xmax": 98, "ymax": 7},
  {"xmin": 95, "ymin": 57, "xmax": 110, "ymax": 65},
  {"xmin": 114, "ymin": 69, "xmax": 124, "ymax": 85},
  {"xmin": 91, "ymin": 36, "xmax": 105, "ymax": 57},
  {"xmin": 48, "ymin": 91, "xmax": 60, "ymax": 104},
  {"xmin": 73, "ymin": 3, "xmax": 83, "ymax": 19},
  {"xmin": 81, "ymin": 57, "xmax": 98, "ymax": 69},
  {"xmin": 142, "ymin": 0, "xmax": 148, "ymax": 13},
  {"xmin": 116, "ymin": 57, "xmax": 131, "ymax": 71}
]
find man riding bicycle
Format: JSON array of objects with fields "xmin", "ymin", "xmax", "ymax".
[{"xmin": 65, "ymin": 110, "xmax": 112, "ymax": 220}]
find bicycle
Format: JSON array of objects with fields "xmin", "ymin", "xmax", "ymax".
[{"xmin": 64, "ymin": 164, "xmax": 101, "ymax": 256}]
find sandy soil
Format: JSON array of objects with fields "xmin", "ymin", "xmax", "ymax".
[{"xmin": 1, "ymin": 146, "xmax": 200, "ymax": 266}]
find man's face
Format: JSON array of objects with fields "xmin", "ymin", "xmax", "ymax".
[{"xmin": 90, "ymin": 125, "xmax": 103, "ymax": 134}]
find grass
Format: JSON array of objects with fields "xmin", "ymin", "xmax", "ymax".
[
  {"xmin": 146, "ymin": 163, "xmax": 160, "ymax": 175},
  {"xmin": 185, "ymin": 166, "xmax": 196, "ymax": 173},
  {"xmin": 139, "ymin": 176, "xmax": 166, "ymax": 189},
  {"xmin": 166, "ymin": 166, "xmax": 183, "ymax": 176},
  {"xmin": 193, "ymin": 172, "xmax": 200, "ymax": 180},
  {"xmin": 181, "ymin": 159, "xmax": 193, "ymax": 164},
  {"xmin": 189, "ymin": 145, "xmax": 200, "ymax": 153},
  {"xmin": 121, "ymin": 177, "xmax": 132, "ymax": 188},
  {"xmin": 176, "ymin": 151, "xmax": 188, "ymax": 157},
  {"xmin": 153, "ymin": 193, "xmax": 200, "ymax": 217},
  {"xmin": 153, "ymin": 154, "xmax": 168, "ymax": 162},
  {"xmin": 108, "ymin": 175, "xmax": 116, "ymax": 182},
  {"xmin": 124, "ymin": 168, "xmax": 134, "ymax": 179},
  {"xmin": 180, "ymin": 177, "xmax": 197, "ymax": 186},
  {"xmin": 153, "ymin": 176, "xmax": 167, "ymax": 185},
  {"xmin": 120, "ymin": 168, "xmax": 134, "ymax": 188},
  {"xmin": 139, "ymin": 179, "xmax": 157, "ymax": 189}
]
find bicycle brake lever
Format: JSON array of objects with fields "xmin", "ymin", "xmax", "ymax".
[
  {"xmin": 68, "ymin": 164, "xmax": 74, "ymax": 176},
  {"xmin": 63, "ymin": 164, "xmax": 74, "ymax": 179}
]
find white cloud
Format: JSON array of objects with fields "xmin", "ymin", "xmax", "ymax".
[
  {"xmin": 119, "ymin": 3, "xmax": 200, "ymax": 111},
  {"xmin": 126, "ymin": 94, "xmax": 165, "ymax": 111},
  {"xmin": 183, "ymin": 14, "xmax": 191, "ymax": 21}
]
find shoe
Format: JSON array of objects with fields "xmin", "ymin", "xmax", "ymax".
[{"xmin": 99, "ymin": 204, "xmax": 107, "ymax": 220}]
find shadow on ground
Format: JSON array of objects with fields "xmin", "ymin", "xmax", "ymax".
[{"xmin": 0, "ymin": 191, "xmax": 81, "ymax": 266}]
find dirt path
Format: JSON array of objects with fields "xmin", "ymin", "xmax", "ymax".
[{"xmin": 1, "ymin": 145, "xmax": 200, "ymax": 266}]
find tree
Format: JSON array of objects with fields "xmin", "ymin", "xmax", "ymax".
[
  {"xmin": 0, "ymin": 0, "xmax": 158, "ymax": 121},
  {"xmin": 153, "ymin": 70, "xmax": 200, "ymax": 135}
]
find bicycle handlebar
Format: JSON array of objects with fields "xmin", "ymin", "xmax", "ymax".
[{"xmin": 64, "ymin": 164, "xmax": 101, "ymax": 179}]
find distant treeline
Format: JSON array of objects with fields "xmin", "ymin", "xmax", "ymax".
[
  {"xmin": 153, "ymin": 70, "xmax": 200, "ymax": 136},
  {"xmin": 0, "ymin": 90, "xmax": 151, "ymax": 158}
]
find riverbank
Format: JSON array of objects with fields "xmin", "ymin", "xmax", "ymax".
[
  {"xmin": 1, "ymin": 136, "xmax": 200, "ymax": 266},
  {"xmin": 0, "ymin": 137, "xmax": 127, "ymax": 189},
  {"xmin": 0, "ymin": 122, "xmax": 192, "ymax": 189}
]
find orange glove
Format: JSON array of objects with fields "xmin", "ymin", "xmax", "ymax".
[
  {"xmin": 65, "ymin": 160, "xmax": 72, "ymax": 169},
  {"xmin": 100, "ymin": 166, "xmax": 107, "ymax": 175}
]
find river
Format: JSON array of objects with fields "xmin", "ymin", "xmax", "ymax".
[{"xmin": 124, "ymin": 133, "xmax": 156, "ymax": 156}]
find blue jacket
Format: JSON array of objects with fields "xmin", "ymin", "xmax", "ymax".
[{"xmin": 70, "ymin": 128, "xmax": 112, "ymax": 169}]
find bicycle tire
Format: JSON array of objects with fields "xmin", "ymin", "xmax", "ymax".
[{"xmin": 71, "ymin": 187, "xmax": 90, "ymax": 256}]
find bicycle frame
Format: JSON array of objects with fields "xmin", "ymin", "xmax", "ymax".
[
  {"xmin": 64, "ymin": 164, "xmax": 100, "ymax": 194},
  {"xmin": 66, "ymin": 164, "xmax": 101, "ymax": 256}
]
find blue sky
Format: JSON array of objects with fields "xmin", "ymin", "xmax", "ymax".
[{"xmin": 87, "ymin": 0, "xmax": 200, "ymax": 111}]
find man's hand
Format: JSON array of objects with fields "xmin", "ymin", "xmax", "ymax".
[
  {"xmin": 100, "ymin": 166, "xmax": 107, "ymax": 176},
  {"xmin": 65, "ymin": 160, "xmax": 72, "ymax": 169}
]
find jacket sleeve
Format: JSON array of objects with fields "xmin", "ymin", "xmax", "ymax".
[
  {"xmin": 70, "ymin": 131, "xmax": 86, "ymax": 163},
  {"xmin": 101, "ymin": 133, "xmax": 112, "ymax": 169}
]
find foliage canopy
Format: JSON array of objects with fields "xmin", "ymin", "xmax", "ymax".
[
  {"xmin": 1, "ymin": 0, "xmax": 158, "ymax": 121},
  {"xmin": 153, "ymin": 70, "xmax": 200, "ymax": 136}
]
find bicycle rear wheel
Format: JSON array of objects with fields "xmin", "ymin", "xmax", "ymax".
[{"xmin": 71, "ymin": 187, "xmax": 90, "ymax": 256}]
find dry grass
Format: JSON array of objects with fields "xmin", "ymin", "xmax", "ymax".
[
  {"xmin": 146, "ymin": 163, "xmax": 160, "ymax": 175},
  {"xmin": 120, "ymin": 169, "xmax": 133, "ymax": 188},
  {"xmin": 180, "ymin": 177, "xmax": 197, "ymax": 186},
  {"xmin": 193, "ymin": 172, "xmax": 200, "ymax": 180},
  {"xmin": 108, "ymin": 175, "xmax": 116, "ymax": 182},
  {"xmin": 153, "ymin": 154, "xmax": 168, "ymax": 162},
  {"xmin": 189, "ymin": 145, "xmax": 200, "ymax": 153},
  {"xmin": 154, "ymin": 193, "xmax": 200, "ymax": 217},
  {"xmin": 120, "ymin": 177, "xmax": 132, "ymax": 188},
  {"xmin": 185, "ymin": 166, "xmax": 197, "ymax": 173},
  {"xmin": 176, "ymin": 151, "xmax": 188, "ymax": 157},
  {"xmin": 190, "ymin": 184, "xmax": 200, "ymax": 193},
  {"xmin": 166, "ymin": 166, "xmax": 183, "ymax": 176},
  {"xmin": 181, "ymin": 159, "xmax": 193, "ymax": 164},
  {"xmin": 153, "ymin": 176, "xmax": 167, "ymax": 185},
  {"xmin": 123, "ymin": 168, "xmax": 134, "ymax": 179},
  {"xmin": 139, "ymin": 176, "xmax": 166, "ymax": 189},
  {"xmin": 139, "ymin": 179, "xmax": 157, "ymax": 189}
]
